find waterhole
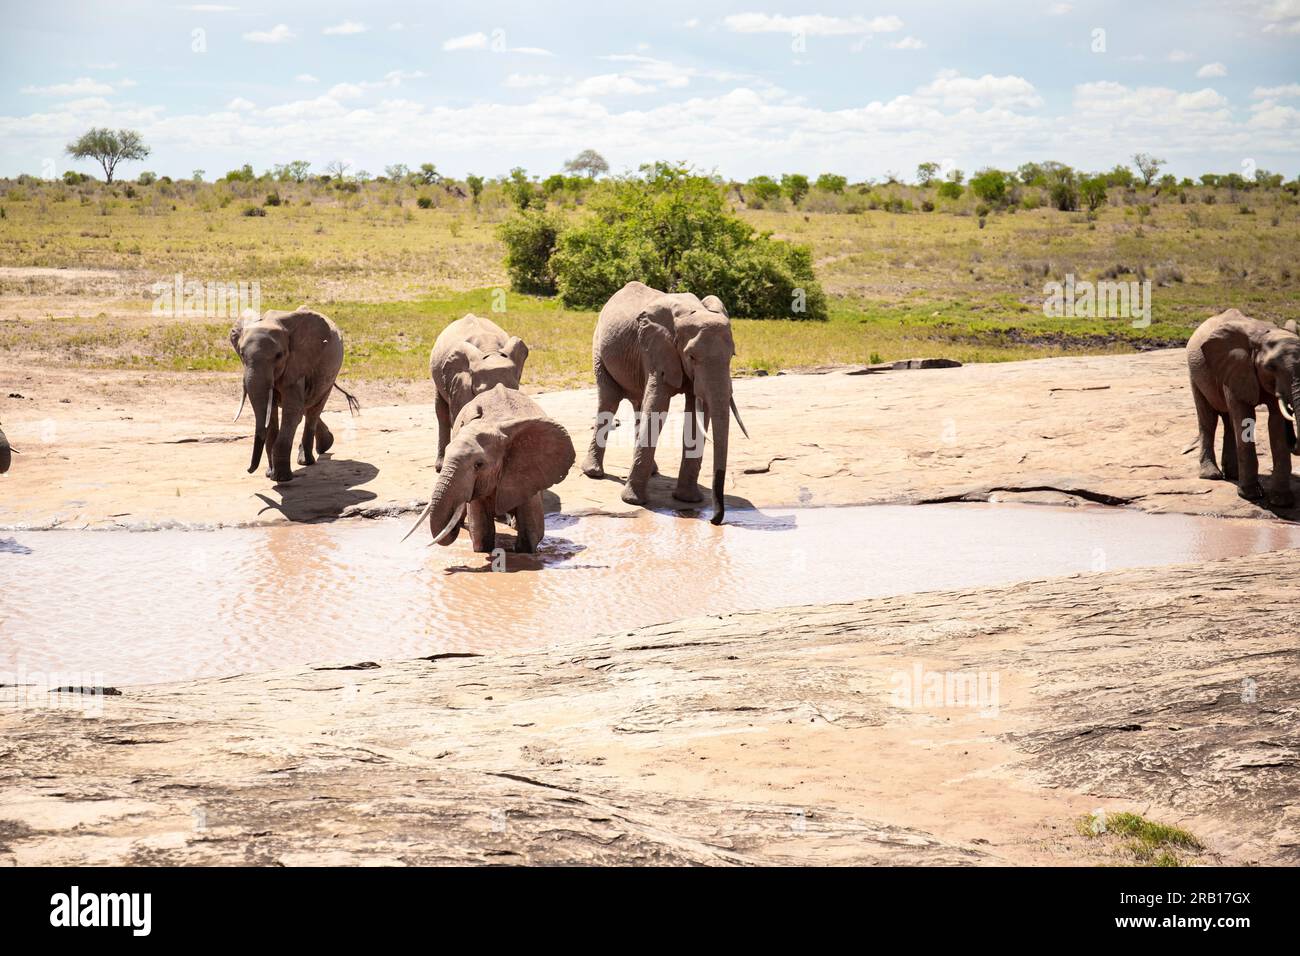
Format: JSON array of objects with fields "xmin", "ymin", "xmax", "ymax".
[{"xmin": 3, "ymin": 503, "xmax": 1299, "ymax": 685}]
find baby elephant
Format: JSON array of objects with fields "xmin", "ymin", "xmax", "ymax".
[
  {"xmin": 231, "ymin": 307, "xmax": 359, "ymax": 483},
  {"xmin": 403, "ymin": 384, "xmax": 574, "ymax": 554},
  {"xmin": 0, "ymin": 423, "xmax": 12, "ymax": 474},
  {"xmin": 429, "ymin": 314, "xmax": 529, "ymax": 471},
  {"xmin": 1187, "ymin": 309, "xmax": 1300, "ymax": 506}
]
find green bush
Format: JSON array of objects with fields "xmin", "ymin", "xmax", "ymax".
[
  {"xmin": 1081, "ymin": 176, "xmax": 1108, "ymax": 211},
  {"xmin": 814, "ymin": 173, "xmax": 847, "ymax": 194},
  {"xmin": 137, "ymin": 171, "xmax": 157, "ymax": 185},
  {"xmin": 416, "ymin": 196, "xmax": 434, "ymax": 209},
  {"xmin": 937, "ymin": 181, "xmax": 963, "ymax": 200},
  {"xmin": 498, "ymin": 207, "xmax": 560, "ymax": 294},
  {"xmin": 263, "ymin": 191, "xmax": 282, "ymax": 207},
  {"xmin": 970, "ymin": 168, "xmax": 1007, "ymax": 206},
  {"xmin": 538, "ymin": 163, "xmax": 826, "ymax": 320}
]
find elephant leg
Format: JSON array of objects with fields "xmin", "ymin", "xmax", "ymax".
[
  {"xmin": 1226, "ymin": 397, "xmax": 1263, "ymax": 501},
  {"xmin": 629, "ymin": 396, "xmax": 659, "ymax": 475},
  {"xmin": 270, "ymin": 381, "xmax": 305, "ymax": 482},
  {"xmin": 435, "ymin": 392, "xmax": 451, "ymax": 472},
  {"xmin": 466, "ymin": 499, "xmax": 496, "ymax": 553},
  {"xmin": 513, "ymin": 492, "xmax": 546, "ymax": 553},
  {"xmin": 315, "ymin": 419, "xmax": 334, "ymax": 455},
  {"xmin": 623, "ymin": 376, "xmax": 669, "ymax": 505},
  {"xmin": 1192, "ymin": 383, "xmax": 1223, "ymax": 480},
  {"xmin": 1220, "ymin": 412, "xmax": 1237, "ymax": 480},
  {"xmin": 674, "ymin": 386, "xmax": 704, "ymax": 502},
  {"xmin": 1267, "ymin": 404, "xmax": 1294, "ymax": 507},
  {"xmin": 581, "ymin": 365, "xmax": 622, "ymax": 479},
  {"xmin": 298, "ymin": 406, "xmax": 321, "ymax": 467}
]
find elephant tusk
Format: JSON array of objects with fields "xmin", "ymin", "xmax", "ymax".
[
  {"xmin": 730, "ymin": 396, "xmax": 750, "ymax": 439},
  {"xmin": 432, "ymin": 502, "xmax": 467, "ymax": 546},
  {"xmin": 400, "ymin": 499, "xmax": 436, "ymax": 543},
  {"xmin": 264, "ymin": 394, "xmax": 275, "ymax": 429},
  {"xmin": 233, "ymin": 389, "xmax": 247, "ymax": 423},
  {"xmin": 1281, "ymin": 399, "xmax": 1297, "ymax": 424}
]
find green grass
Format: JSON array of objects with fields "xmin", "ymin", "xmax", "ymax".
[
  {"xmin": 1078, "ymin": 811, "xmax": 1204, "ymax": 866},
  {"xmin": 2, "ymin": 177, "xmax": 1297, "ymax": 386}
]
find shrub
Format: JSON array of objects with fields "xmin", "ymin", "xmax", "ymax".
[
  {"xmin": 746, "ymin": 175, "xmax": 782, "ymax": 205},
  {"xmin": 970, "ymin": 168, "xmax": 1007, "ymax": 206},
  {"xmin": 542, "ymin": 164, "xmax": 826, "ymax": 319},
  {"xmin": 416, "ymin": 196, "xmax": 434, "ymax": 209},
  {"xmin": 1047, "ymin": 166, "xmax": 1079, "ymax": 211},
  {"xmin": 781, "ymin": 173, "xmax": 810, "ymax": 206},
  {"xmin": 137, "ymin": 171, "xmax": 157, "ymax": 185},
  {"xmin": 263, "ymin": 191, "xmax": 281, "ymax": 207},
  {"xmin": 814, "ymin": 173, "xmax": 847, "ymax": 194},
  {"xmin": 921, "ymin": 199, "xmax": 935, "ymax": 212},
  {"xmin": 975, "ymin": 203, "xmax": 990, "ymax": 218},
  {"xmin": 498, "ymin": 207, "xmax": 560, "ymax": 294},
  {"xmin": 242, "ymin": 205, "xmax": 266, "ymax": 217},
  {"xmin": 937, "ymin": 181, "xmax": 963, "ymax": 200},
  {"xmin": 1080, "ymin": 176, "xmax": 1108, "ymax": 211},
  {"xmin": 224, "ymin": 164, "xmax": 256, "ymax": 183}
]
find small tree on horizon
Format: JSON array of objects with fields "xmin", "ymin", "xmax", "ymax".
[
  {"xmin": 1133, "ymin": 152, "xmax": 1165, "ymax": 187},
  {"xmin": 916, "ymin": 161, "xmax": 941, "ymax": 186},
  {"xmin": 563, "ymin": 149, "xmax": 609, "ymax": 180},
  {"xmin": 65, "ymin": 127, "xmax": 150, "ymax": 184}
]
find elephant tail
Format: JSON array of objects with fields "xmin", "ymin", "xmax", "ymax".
[{"xmin": 333, "ymin": 382, "xmax": 361, "ymax": 417}]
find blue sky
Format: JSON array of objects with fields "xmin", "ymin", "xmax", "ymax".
[{"xmin": 2, "ymin": 1, "xmax": 1298, "ymax": 181}]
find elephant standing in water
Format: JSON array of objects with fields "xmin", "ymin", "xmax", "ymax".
[
  {"xmin": 581, "ymin": 281, "xmax": 748, "ymax": 525},
  {"xmin": 1187, "ymin": 309, "xmax": 1300, "ymax": 506},
  {"xmin": 0, "ymin": 423, "xmax": 12, "ymax": 474},
  {"xmin": 403, "ymin": 384, "xmax": 574, "ymax": 554},
  {"xmin": 429, "ymin": 314, "xmax": 529, "ymax": 471},
  {"xmin": 231, "ymin": 308, "xmax": 359, "ymax": 483}
]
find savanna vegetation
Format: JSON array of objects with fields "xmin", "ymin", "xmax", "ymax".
[{"xmin": 2, "ymin": 141, "xmax": 1298, "ymax": 388}]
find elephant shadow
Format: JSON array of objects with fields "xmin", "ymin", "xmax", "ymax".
[{"xmin": 254, "ymin": 456, "xmax": 379, "ymax": 523}]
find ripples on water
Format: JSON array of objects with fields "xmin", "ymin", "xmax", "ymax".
[{"xmin": 3, "ymin": 503, "xmax": 1298, "ymax": 685}]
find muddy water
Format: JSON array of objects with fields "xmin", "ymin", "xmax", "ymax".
[{"xmin": 3, "ymin": 502, "xmax": 1299, "ymax": 686}]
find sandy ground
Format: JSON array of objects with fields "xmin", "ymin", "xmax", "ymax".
[
  {"xmin": 2, "ymin": 348, "xmax": 1295, "ymax": 530},
  {"xmin": 3, "ymin": 348, "xmax": 1299, "ymax": 865}
]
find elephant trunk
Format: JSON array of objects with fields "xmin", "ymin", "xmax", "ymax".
[
  {"xmin": 0, "ymin": 426, "xmax": 11, "ymax": 475},
  {"xmin": 707, "ymin": 381, "xmax": 731, "ymax": 525},
  {"xmin": 245, "ymin": 367, "xmax": 274, "ymax": 474},
  {"xmin": 403, "ymin": 465, "xmax": 473, "ymax": 545},
  {"xmin": 1290, "ymin": 381, "xmax": 1300, "ymax": 453}
]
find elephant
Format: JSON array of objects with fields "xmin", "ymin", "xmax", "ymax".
[
  {"xmin": 0, "ymin": 424, "xmax": 12, "ymax": 474},
  {"xmin": 429, "ymin": 314, "xmax": 528, "ymax": 472},
  {"xmin": 230, "ymin": 307, "xmax": 359, "ymax": 483},
  {"xmin": 403, "ymin": 383, "xmax": 574, "ymax": 554},
  {"xmin": 580, "ymin": 281, "xmax": 748, "ymax": 525},
  {"xmin": 1187, "ymin": 308, "xmax": 1300, "ymax": 506}
]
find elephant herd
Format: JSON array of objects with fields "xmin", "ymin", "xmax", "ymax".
[{"xmin": 226, "ymin": 281, "xmax": 749, "ymax": 554}]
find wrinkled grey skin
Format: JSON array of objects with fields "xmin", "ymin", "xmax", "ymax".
[
  {"xmin": 230, "ymin": 308, "xmax": 345, "ymax": 483},
  {"xmin": 581, "ymin": 281, "xmax": 746, "ymax": 525},
  {"xmin": 0, "ymin": 423, "xmax": 11, "ymax": 474},
  {"xmin": 1187, "ymin": 308, "xmax": 1300, "ymax": 506},
  {"xmin": 405, "ymin": 384, "xmax": 574, "ymax": 554},
  {"xmin": 429, "ymin": 314, "xmax": 528, "ymax": 472}
]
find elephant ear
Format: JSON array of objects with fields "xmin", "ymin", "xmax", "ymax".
[
  {"xmin": 438, "ymin": 342, "xmax": 479, "ymax": 408},
  {"xmin": 493, "ymin": 416, "xmax": 576, "ymax": 514},
  {"xmin": 503, "ymin": 335, "xmax": 529, "ymax": 382},
  {"xmin": 1285, "ymin": 319, "xmax": 1298, "ymax": 336},
  {"xmin": 636, "ymin": 299, "xmax": 684, "ymax": 391},
  {"xmin": 700, "ymin": 294, "xmax": 729, "ymax": 318}
]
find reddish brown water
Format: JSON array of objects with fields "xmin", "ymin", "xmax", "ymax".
[{"xmin": 3, "ymin": 503, "xmax": 1299, "ymax": 685}]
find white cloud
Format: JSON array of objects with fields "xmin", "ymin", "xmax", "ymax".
[
  {"xmin": 117, "ymin": 78, "xmax": 137, "ymax": 88},
  {"xmin": 1252, "ymin": 0, "xmax": 1300, "ymax": 34},
  {"xmin": 1048, "ymin": 2, "xmax": 1073, "ymax": 13},
  {"xmin": 443, "ymin": 32, "xmax": 488, "ymax": 51},
  {"xmin": 226, "ymin": 97, "xmax": 255, "ymax": 111},
  {"xmin": 565, "ymin": 74, "xmax": 657, "ymax": 97},
  {"xmin": 504, "ymin": 73, "xmax": 554, "ymax": 89},
  {"xmin": 295, "ymin": 74, "xmax": 319, "ymax": 84},
  {"xmin": 914, "ymin": 69, "xmax": 1042, "ymax": 109},
  {"xmin": 243, "ymin": 24, "xmax": 294, "ymax": 44},
  {"xmin": 21, "ymin": 77, "xmax": 115, "ymax": 96},
  {"xmin": 328, "ymin": 83, "xmax": 364, "ymax": 101},
  {"xmin": 63, "ymin": 97, "xmax": 114, "ymax": 112},
  {"xmin": 1197, "ymin": 62, "xmax": 1228, "ymax": 78},
  {"xmin": 890, "ymin": 36, "xmax": 926, "ymax": 50},
  {"xmin": 724, "ymin": 13, "xmax": 903, "ymax": 35},
  {"xmin": 1253, "ymin": 82, "xmax": 1300, "ymax": 97},
  {"xmin": 1167, "ymin": 50, "xmax": 1194, "ymax": 62},
  {"xmin": 683, "ymin": 18, "xmax": 700, "ymax": 28},
  {"xmin": 323, "ymin": 21, "xmax": 367, "ymax": 36}
]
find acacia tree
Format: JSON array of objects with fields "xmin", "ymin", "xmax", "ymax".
[
  {"xmin": 1133, "ymin": 152, "xmax": 1165, "ymax": 187},
  {"xmin": 65, "ymin": 128, "xmax": 150, "ymax": 183},
  {"xmin": 563, "ymin": 149, "xmax": 609, "ymax": 179}
]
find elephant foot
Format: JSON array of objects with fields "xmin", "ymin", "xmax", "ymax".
[
  {"xmin": 672, "ymin": 483, "xmax": 704, "ymax": 503},
  {"xmin": 315, "ymin": 428, "xmax": 334, "ymax": 455},
  {"xmin": 650, "ymin": 463, "xmax": 660, "ymax": 476},
  {"xmin": 1223, "ymin": 465, "xmax": 1239, "ymax": 481},
  {"xmin": 621, "ymin": 482, "xmax": 647, "ymax": 506},
  {"xmin": 1270, "ymin": 486, "xmax": 1295, "ymax": 508},
  {"xmin": 435, "ymin": 456, "xmax": 444, "ymax": 473},
  {"xmin": 1237, "ymin": 481, "xmax": 1265, "ymax": 502},
  {"xmin": 1198, "ymin": 461, "xmax": 1224, "ymax": 480},
  {"xmin": 267, "ymin": 463, "xmax": 294, "ymax": 483},
  {"xmin": 581, "ymin": 455, "xmax": 604, "ymax": 479},
  {"xmin": 514, "ymin": 536, "xmax": 537, "ymax": 554},
  {"xmin": 297, "ymin": 449, "xmax": 315, "ymax": 467}
]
